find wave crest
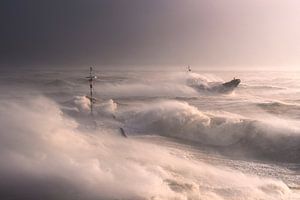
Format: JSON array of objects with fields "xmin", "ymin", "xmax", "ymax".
[{"xmin": 124, "ymin": 100, "xmax": 300, "ymax": 162}]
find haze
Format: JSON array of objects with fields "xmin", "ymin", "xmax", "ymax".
[{"xmin": 1, "ymin": 0, "xmax": 300, "ymax": 70}]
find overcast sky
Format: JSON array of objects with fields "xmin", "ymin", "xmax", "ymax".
[{"xmin": 1, "ymin": 0, "xmax": 300, "ymax": 70}]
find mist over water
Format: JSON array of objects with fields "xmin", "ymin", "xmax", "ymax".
[{"xmin": 0, "ymin": 68, "xmax": 299, "ymax": 199}]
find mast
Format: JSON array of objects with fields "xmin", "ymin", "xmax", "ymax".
[
  {"xmin": 187, "ymin": 65, "xmax": 191, "ymax": 72},
  {"xmin": 86, "ymin": 67, "xmax": 97, "ymax": 115}
]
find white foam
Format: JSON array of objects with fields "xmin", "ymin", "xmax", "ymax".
[{"xmin": 0, "ymin": 97, "xmax": 294, "ymax": 199}]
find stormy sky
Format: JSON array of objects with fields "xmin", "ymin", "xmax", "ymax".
[{"xmin": 1, "ymin": 0, "xmax": 300, "ymax": 69}]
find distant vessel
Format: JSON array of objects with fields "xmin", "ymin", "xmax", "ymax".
[
  {"xmin": 187, "ymin": 65, "xmax": 192, "ymax": 72},
  {"xmin": 215, "ymin": 77, "xmax": 241, "ymax": 93},
  {"xmin": 187, "ymin": 75, "xmax": 241, "ymax": 93},
  {"xmin": 222, "ymin": 78, "xmax": 241, "ymax": 88}
]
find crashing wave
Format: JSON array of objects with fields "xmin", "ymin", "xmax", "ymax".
[
  {"xmin": 186, "ymin": 73, "xmax": 240, "ymax": 93},
  {"xmin": 123, "ymin": 100, "xmax": 300, "ymax": 162}
]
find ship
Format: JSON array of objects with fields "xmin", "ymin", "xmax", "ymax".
[
  {"xmin": 222, "ymin": 78, "xmax": 241, "ymax": 88},
  {"xmin": 218, "ymin": 78, "xmax": 241, "ymax": 93}
]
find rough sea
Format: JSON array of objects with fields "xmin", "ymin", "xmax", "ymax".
[{"xmin": 0, "ymin": 68, "xmax": 299, "ymax": 200}]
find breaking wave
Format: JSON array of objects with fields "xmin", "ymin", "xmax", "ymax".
[
  {"xmin": 257, "ymin": 100, "xmax": 300, "ymax": 114},
  {"xmin": 185, "ymin": 72, "xmax": 239, "ymax": 93},
  {"xmin": 94, "ymin": 72, "xmax": 239, "ymax": 98},
  {"xmin": 1, "ymin": 69, "xmax": 299, "ymax": 199},
  {"xmin": 123, "ymin": 100, "xmax": 300, "ymax": 162},
  {"xmin": 0, "ymin": 97, "xmax": 294, "ymax": 200}
]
